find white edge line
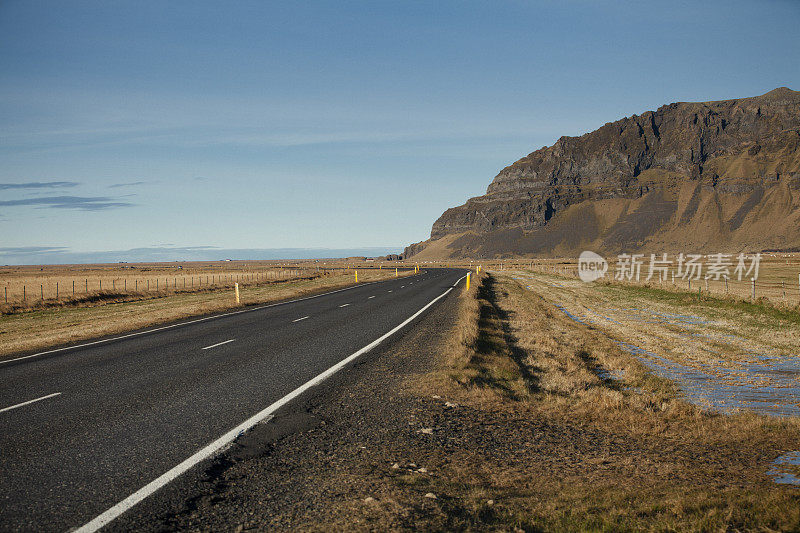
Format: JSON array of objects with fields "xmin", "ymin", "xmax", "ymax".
[
  {"xmin": 0, "ymin": 392, "xmax": 62, "ymax": 414},
  {"xmin": 0, "ymin": 275, "xmax": 408, "ymax": 366},
  {"xmin": 200, "ymin": 339, "xmax": 235, "ymax": 350},
  {"xmin": 73, "ymin": 274, "xmax": 466, "ymax": 533},
  {"xmin": 367, "ymin": 296, "xmax": 376, "ymax": 299},
  {"xmin": 292, "ymin": 316, "xmax": 309, "ymax": 322}
]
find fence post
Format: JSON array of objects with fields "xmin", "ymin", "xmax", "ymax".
[
  {"xmin": 56, "ymin": 282, "xmax": 59, "ymax": 299},
  {"xmin": 99, "ymin": 279, "xmax": 102, "ymax": 291},
  {"xmin": 41, "ymin": 284, "xmax": 43, "ymax": 300},
  {"xmin": 725, "ymin": 276, "xmax": 728, "ymax": 294},
  {"xmin": 4, "ymin": 286, "xmax": 6, "ymax": 303},
  {"xmin": 85, "ymin": 279, "xmax": 88, "ymax": 293},
  {"xmin": 23, "ymin": 285, "xmax": 26, "ymax": 301},
  {"xmin": 73, "ymin": 280, "xmax": 75, "ymax": 295},
  {"xmin": 752, "ymin": 278, "xmax": 756, "ymax": 300}
]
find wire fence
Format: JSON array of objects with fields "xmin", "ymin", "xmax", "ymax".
[
  {"xmin": 0, "ymin": 263, "xmax": 411, "ymax": 310},
  {"xmin": 0, "ymin": 268, "xmax": 317, "ymax": 307}
]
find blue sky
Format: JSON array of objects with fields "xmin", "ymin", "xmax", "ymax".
[{"xmin": 1, "ymin": 0, "xmax": 799, "ymax": 263}]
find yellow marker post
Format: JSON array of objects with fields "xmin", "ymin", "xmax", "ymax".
[
  {"xmin": 466, "ymin": 273, "xmax": 471, "ymax": 290},
  {"xmin": 395, "ymin": 268, "xmax": 398, "ymax": 277},
  {"xmin": 355, "ymin": 270, "xmax": 358, "ymax": 283},
  {"xmin": 234, "ymin": 282, "xmax": 240, "ymax": 304}
]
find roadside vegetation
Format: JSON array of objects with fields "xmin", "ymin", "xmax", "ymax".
[{"xmin": 402, "ymin": 272, "xmax": 800, "ymax": 530}]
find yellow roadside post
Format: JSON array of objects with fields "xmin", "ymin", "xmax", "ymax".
[
  {"xmin": 395, "ymin": 268, "xmax": 398, "ymax": 277},
  {"xmin": 355, "ymin": 270, "xmax": 358, "ymax": 283},
  {"xmin": 466, "ymin": 273, "xmax": 471, "ymax": 290},
  {"xmin": 234, "ymin": 282, "xmax": 240, "ymax": 304}
]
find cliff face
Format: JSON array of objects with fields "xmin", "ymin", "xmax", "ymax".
[{"xmin": 407, "ymin": 88, "xmax": 800, "ymax": 258}]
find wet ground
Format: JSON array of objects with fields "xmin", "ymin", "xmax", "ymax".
[
  {"xmin": 512, "ymin": 272, "xmax": 800, "ymax": 418},
  {"xmin": 511, "ymin": 271, "xmax": 800, "ymax": 485}
]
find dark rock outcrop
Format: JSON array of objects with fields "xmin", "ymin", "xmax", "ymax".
[{"xmin": 407, "ymin": 88, "xmax": 800, "ymax": 258}]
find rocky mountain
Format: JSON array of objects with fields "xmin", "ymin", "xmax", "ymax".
[{"xmin": 405, "ymin": 87, "xmax": 800, "ymax": 259}]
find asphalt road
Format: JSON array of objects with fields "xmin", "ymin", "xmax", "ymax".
[{"xmin": 0, "ymin": 267, "xmax": 467, "ymax": 532}]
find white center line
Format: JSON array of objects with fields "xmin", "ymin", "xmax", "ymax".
[
  {"xmin": 388, "ymin": 290, "xmax": 392, "ymax": 292},
  {"xmin": 0, "ymin": 392, "xmax": 61, "ymax": 414},
  {"xmin": 338, "ymin": 303, "xmax": 350, "ymax": 308},
  {"xmin": 367, "ymin": 296, "xmax": 375, "ymax": 299},
  {"xmin": 0, "ymin": 277, "xmax": 394, "ymax": 367},
  {"xmin": 201, "ymin": 339, "xmax": 235, "ymax": 350},
  {"xmin": 292, "ymin": 316, "xmax": 309, "ymax": 322}
]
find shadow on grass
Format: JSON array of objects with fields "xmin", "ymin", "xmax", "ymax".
[{"xmin": 465, "ymin": 275, "xmax": 541, "ymax": 399}]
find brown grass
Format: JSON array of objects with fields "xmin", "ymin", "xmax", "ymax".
[{"xmin": 407, "ymin": 272, "xmax": 800, "ymax": 530}]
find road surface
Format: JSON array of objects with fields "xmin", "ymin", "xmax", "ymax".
[{"xmin": 0, "ymin": 267, "xmax": 467, "ymax": 532}]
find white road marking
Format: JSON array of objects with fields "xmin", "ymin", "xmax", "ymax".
[
  {"xmin": 201, "ymin": 339, "xmax": 235, "ymax": 350},
  {"xmin": 292, "ymin": 316, "xmax": 309, "ymax": 322},
  {"xmin": 338, "ymin": 303, "xmax": 350, "ymax": 308},
  {"xmin": 388, "ymin": 290, "xmax": 393, "ymax": 293},
  {"xmin": 0, "ymin": 277, "xmax": 393, "ymax": 366},
  {"xmin": 368, "ymin": 296, "xmax": 376, "ymax": 299},
  {"xmin": 0, "ymin": 392, "xmax": 61, "ymax": 414},
  {"xmin": 73, "ymin": 273, "xmax": 467, "ymax": 533}
]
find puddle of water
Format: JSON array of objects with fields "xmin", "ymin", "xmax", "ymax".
[
  {"xmin": 615, "ymin": 342, "xmax": 800, "ymax": 418},
  {"xmin": 767, "ymin": 451, "xmax": 800, "ymax": 485},
  {"xmin": 553, "ymin": 304, "xmax": 590, "ymax": 325}
]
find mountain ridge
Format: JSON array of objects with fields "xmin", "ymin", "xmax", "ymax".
[{"xmin": 406, "ymin": 87, "xmax": 800, "ymax": 259}]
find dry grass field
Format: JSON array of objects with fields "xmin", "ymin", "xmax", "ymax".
[
  {"xmin": 0, "ymin": 259, "xmax": 414, "ymax": 358},
  {"xmin": 405, "ymin": 272, "xmax": 800, "ymax": 530}
]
